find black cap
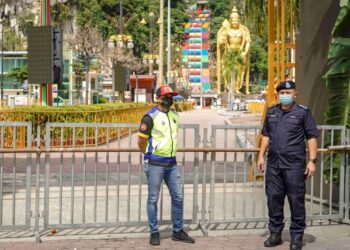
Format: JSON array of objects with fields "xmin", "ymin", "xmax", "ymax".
[{"xmin": 276, "ymin": 80, "xmax": 296, "ymax": 92}]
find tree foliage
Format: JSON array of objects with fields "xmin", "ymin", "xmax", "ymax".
[
  {"xmin": 3, "ymin": 25, "xmax": 25, "ymax": 51},
  {"xmin": 324, "ymin": 3, "xmax": 350, "ymax": 128},
  {"xmin": 52, "ymin": 0, "xmax": 189, "ymax": 58},
  {"xmin": 6, "ymin": 66, "xmax": 28, "ymax": 82},
  {"xmin": 67, "ymin": 25, "xmax": 106, "ymax": 104},
  {"xmin": 6, "ymin": 66, "xmax": 28, "ymax": 91},
  {"xmin": 222, "ymin": 49, "xmax": 244, "ymax": 92},
  {"xmin": 0, "ymin": 1, "xmax": 35, "ymax": 51},
  {"xmin": 51, "ymin": 2, "xmax": 72, "ymax": 28},
  {"xmin": 50, "ymin": 0, "xmax": 270, "ymax": 87},
  {"xmin": 249, "ymin": 35, "xmax": 268, "ymax": 83},
  {"xmin": 323, "ymin": 1, "xmax": 350, "ymax": 184}
]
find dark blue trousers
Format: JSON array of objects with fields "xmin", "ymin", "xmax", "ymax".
[{"xmin": 265, "ymin": 166, "xmax": 306, "ymax": 241}]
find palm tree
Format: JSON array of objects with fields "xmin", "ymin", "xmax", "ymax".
[
  {"xmin": 244, "ymin": 0, "xmax": 299, "ymax": 36},
  {"xmin": 222, "ymin": 49, "xmax": 244, "ymax": 108}
]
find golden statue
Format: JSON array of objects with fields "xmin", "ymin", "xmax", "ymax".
[{"xmin": 217, "ymin": 6, "xmax": 251, "ymax": 94}]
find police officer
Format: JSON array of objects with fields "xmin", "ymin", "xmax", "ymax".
[
  {"xmin": 138, "ymin": 86, "xmax": 195, "ymax": 246},
  {"xmin": 257, "ymin": 80, "xmax": 318, "ymax": 250}
]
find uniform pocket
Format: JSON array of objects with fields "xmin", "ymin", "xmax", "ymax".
[
  {"xmin": 286, "ymin": 118, "xmax": 300, "ymax": 124},
  {"xmin": 286, "ymin": 118, "xmax": 301, "ymax": 132},
  {"xmin": 268, "ymin": 117, "xmax": 278, "ymax": 131}
]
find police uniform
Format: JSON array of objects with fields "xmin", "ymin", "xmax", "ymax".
[{"xmin": 262, "ymin": 82, "xmax": 318, "ymax": 242}]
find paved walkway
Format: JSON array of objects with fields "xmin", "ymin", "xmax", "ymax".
[{"xmin": 0, "ymin": 224, "xmax": 349, "ymax": 249}]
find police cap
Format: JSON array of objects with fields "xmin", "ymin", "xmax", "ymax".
[{"xmin": 276, "ymin": 80, "xmax": 296, "ymax": 92}]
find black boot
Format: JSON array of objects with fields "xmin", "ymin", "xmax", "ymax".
[
  {"xmin": 149, "ymin": 232, "xmax": 160, "ymax": 245},
  {"xmin": 290, "ymin": 240, "xmax": 303, "ymax": 250},
  {"xmin": 172, "ymin": 230, "xmax": 195, "ymax": 243},
  {"xmin": 264, "ymin": 232, "xmax": 282, "ymax": 247}
]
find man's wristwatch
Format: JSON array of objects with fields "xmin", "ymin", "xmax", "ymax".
[{"xmin": 309, "ymin": 158, "xmax": 317, "ymax": 164}]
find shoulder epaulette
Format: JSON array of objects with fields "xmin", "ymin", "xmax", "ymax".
[
  {"xmin": 298, "ymin": 104, "xmax": 308, "ymax": 110},
  {"xmin": 268, "ymin": 104, "xmax": 279, "ymax": 110}
]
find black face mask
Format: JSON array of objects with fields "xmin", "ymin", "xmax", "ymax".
[{"xmin": 161, "ymin": 96, "xmax": 173, "ymax": 109}]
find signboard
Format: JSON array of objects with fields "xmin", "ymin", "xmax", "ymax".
[
  {"xmin": 113, "ymin": 64, "xmax": 126, "ymax": 91},
  {"xmin": 52, "ymin": 84, "xmax": 58, "ymax": 98},
  {"xmin": 134, "ymin": 88, "xmax": 146, "ymax": 102},
  {"xmin": 14, "ymin": 96, "xmax": 28, "ymax": 106},
  {"xmin": 124, "ymin": 91, "xmax": 131, "ymax": 101},
  {"xmin": 27, "ymin": 26, "xmax": 53, "ymax": 83}
]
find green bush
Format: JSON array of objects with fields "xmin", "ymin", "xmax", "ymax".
[
  {"xmin": 173, "ymin": 102, "xmax": 194, "ymax": 112},
  {"xmin": 98, "ymin": 96, "xmax": 108, "ymax": 103}
]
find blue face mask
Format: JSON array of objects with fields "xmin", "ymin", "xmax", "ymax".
[{"xmin": 279, "ymin": 95, "xmax": 293, "ymax": 105}]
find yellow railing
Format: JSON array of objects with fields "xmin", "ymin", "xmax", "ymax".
[
  {"xmin": 247, "ymin": 102, "xmax": 265, "ymax": 114},
  {"xmin": 0, "ymin": 104, "xmax": 152, "ymax": 148}
]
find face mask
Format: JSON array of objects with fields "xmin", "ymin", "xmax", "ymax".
[
  {"xmin": 161, "ymin": 96, "xmax": 173, "ymax": 108},
  {"xmin": 279, "ymin": 94, "xmax": 293, "ymax": 105}
]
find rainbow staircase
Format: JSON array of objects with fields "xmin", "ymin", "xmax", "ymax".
[{"xmin": 182, "ymin": 1, "xmax": 211, "ymax": 93}]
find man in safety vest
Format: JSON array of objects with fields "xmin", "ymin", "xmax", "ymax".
[{"xmin": 138, "ymin": 86, "xmax": 195, "ymax": 246}]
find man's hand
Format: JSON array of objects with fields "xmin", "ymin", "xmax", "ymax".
[
  {"xmin": 257, "ymin": 156, "xmax": 265, "ymax": 173},
  {"xmin": 257, "ymin": 136, "xmax": 269, "ymax": 173},
  {"xmin": 304, "ymin": 161, "xmax": 316, "ymax": 178},
  {"xmin": 138, "ymin": 136, "xmax": 148, "ymax": 153}
]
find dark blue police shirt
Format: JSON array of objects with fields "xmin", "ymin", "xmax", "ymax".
[{"xmin": 262, "ymin": 102, "xmax": 318, "ymax": 169}]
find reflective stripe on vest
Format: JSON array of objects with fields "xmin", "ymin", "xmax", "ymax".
[{"xmin": 144, "ymin": 107, "xmax": 179, "ymax": 162}]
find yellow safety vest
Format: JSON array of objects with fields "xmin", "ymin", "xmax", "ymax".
[{"xmin": 144, "ymin": 106, "xmax": 179, "ymax": 164}]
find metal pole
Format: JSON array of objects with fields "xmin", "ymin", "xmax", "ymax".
[
  {"xmin": 85, "ymin": 59, "xmax": 89, "ymax": 104},
  {"xmin": 167, "ymin": 0, "xmax": 171, "ymax": 85},
  {"xmin": 134, "ymin": 72, "xmax": 139, "ymax": 102},
  {"xmin": 158, "ymin": 0, "xmax": 164, "ymax": 86},
  {"xmin": 112, "ymin": 64, "xmax": 115, "ymax": 103},
  {"xmin": 1, "ymin": 13, "xmax": 3, "ymax": 104},
  {"xmin": 149, "ymin": 15, "xmax": 154, "ymax": 75},
  {"xmin": 267, "ymin": 0, "xmax": 276, "ymax": 107},
  {"xmin": 120, "ymin": 1, "xmax": 123, "ymax": 34}
]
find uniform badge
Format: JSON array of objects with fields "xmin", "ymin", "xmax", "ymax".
[
  {"xmin": 140, "ymin": 123, "xmax": 147, "ymax": 131},
  {"xmin": 286, "ymin": 82, "xmax": 291, "ymax": 88}
]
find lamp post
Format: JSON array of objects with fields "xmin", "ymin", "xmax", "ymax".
[
  {"xmin": 142, "ymin": 54, "xmax": 159, "ymax": 74},
  {"xmin": 108, "ymin": 34, "xmax": 134, "ymax": 103},
  {"xmin": 167, "ymin": 0, "xmax": 172, "ymax": 85},
  {"xmin": 158, "ymin": 0, "xmax": 164, "ymax": 87},
  {"xmin": 141, "ymin": 11, "xmax": 160, "ymax": 75},
  {"xmin": 107, "ymin": 1, "xmax": 134, "ymax": 103}
]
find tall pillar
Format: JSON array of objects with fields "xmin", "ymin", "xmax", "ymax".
[
  {"xmin": 158, "ymin": 0, "xmax": 164, "ymax": 86},
  {"xmin": 39, "ymin": 0, "xmax": 52, "ymax": 106}
]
